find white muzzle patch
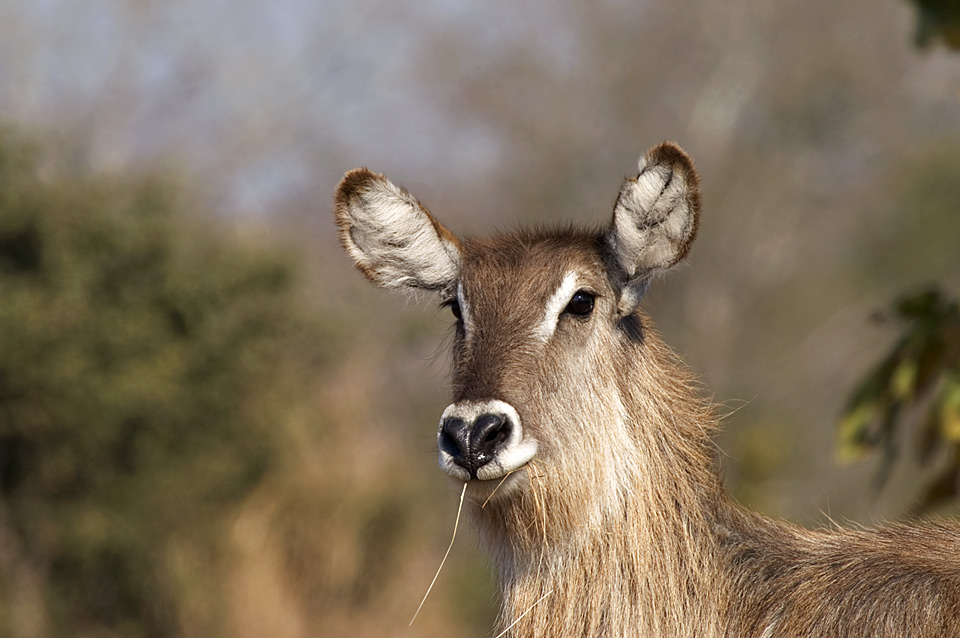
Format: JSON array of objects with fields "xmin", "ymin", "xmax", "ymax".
[{"xmin": 437, "ymin": 399, "xmax": 537, "ymax": 481}]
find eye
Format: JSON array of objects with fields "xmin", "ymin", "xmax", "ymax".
[
  {"xmin": 443, "ymin": 298, "xmax": 462, "ymax": 320},
  {"xmin": 564, "ymin": 290, "xmax": 595, "ymax": 316}
]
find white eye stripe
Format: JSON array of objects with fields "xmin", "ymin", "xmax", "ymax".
[
  {"xmin": 456, "ymin": 281, "xmax": 474, "ymax": 338},
  {"xmin": 533, "ymin": 272, "xmax": 580, "ymax": 341}
]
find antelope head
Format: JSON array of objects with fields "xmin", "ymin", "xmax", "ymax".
[{"xmin": 334, "ymin": 142, "xmax": 702, "ymax": 534}]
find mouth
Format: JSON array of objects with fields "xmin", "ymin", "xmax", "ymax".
[
  {"xmin": 463, "ymin": 468, "xmax": 529, "ymax": 504},
  {"xmin": 438, "ymin": 438, "xmax": 538, "ymax": 482}
]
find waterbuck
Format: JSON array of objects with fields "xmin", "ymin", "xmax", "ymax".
[{"xmin": 333, "ymin": 142, "xmax": 960, "ymax": 637}]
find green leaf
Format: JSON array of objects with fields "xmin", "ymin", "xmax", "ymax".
[
  {"xmin": 910, "ymin": 0, "xmax": 960, "ymax": 49},
  {"xmin": 940, "ymin": 374, "xmax": 960, "ymax": 442},
  {"xmin": 895, "ymin": 287, "xmax": 942, "ymax": 318},
  {"xmin": 891, "ymin": 358, "xmax": 919, "ymax": 400},
  {"xmin": 839, "ymin": 285, "xmax": 960, "ymax": 506},
  {"xmin": 837, "ymin": 402, "xmax": 881, "ymax": 462}
]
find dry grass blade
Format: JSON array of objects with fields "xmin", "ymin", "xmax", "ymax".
[
  {"xmin": 492, "ymin": 589, "xmax": 554, "ymax": 638},
  {"xmin": 481, "ymin": 470, "xmax": 516, "ymax": 509},
  {"xmin": 409, "ymin": 482, "xmax": 468, "ymax": 626}
]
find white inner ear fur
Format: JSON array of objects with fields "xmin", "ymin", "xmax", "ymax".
[
  {"xmin": 609, "ymin": 155, "xmax": 694, "ymax": 281},
  {"xmin": 342, "ymin": 176, "xmax": 460, "ymax": 291},
  {"xmin": 533, "ymin": 272, "xmax": 580, "ymax": 341}
]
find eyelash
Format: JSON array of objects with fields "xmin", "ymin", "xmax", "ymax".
[{"xmin": 442, "ymin": 298, "xmax": 462, "ymax": 320}]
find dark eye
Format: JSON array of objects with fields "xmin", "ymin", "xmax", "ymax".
[
  {"xmin": 565, "ymin": 290, "xmax": 595, "ymax": 316},
  {"xmin": 444, "ymin": 299, "xmax": 462, "ymax": 320}
]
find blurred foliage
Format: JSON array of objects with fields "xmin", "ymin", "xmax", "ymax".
[
  {"xmin": 909, "ymin": 0, "xmax": 960, "ymax": 49},
  {"xmin": 835, "ymin": 0, "xmax": 960, "ymax": 515},
  {"xmin": 838, "ymin": 288, "xmax": 960, "ymax": 512},
  {"xmin": 0, "ymin": 129, "xmax": 312, "ymax": 637}
]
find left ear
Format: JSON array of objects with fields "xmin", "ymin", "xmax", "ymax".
[{"xmin": 604, "ymin": 141, "xmax": 701, "ymax": 313}]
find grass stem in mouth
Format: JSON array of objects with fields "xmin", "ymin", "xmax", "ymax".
[{"xmin": 408, "ymin": 482, "xmax": 467, "ymax": 627}]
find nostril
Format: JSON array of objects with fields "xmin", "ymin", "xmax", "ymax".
[
  {"xmin": 438, "ymin": 430, "xmax": 458, "ymax": 457},
  {"xmin": 440, "ymin": 417, "xmax": 468, "ymax": 458},
  {"xmin": 484, "ymin": 424, "xmax": 507, "ymax": 445},
  {"xmin": 473, "ymin": 413, "xmax": 510, "ymax": 457}
]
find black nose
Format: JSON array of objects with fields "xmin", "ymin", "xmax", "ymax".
[{"xmin": 439, "ymin": 413, "xmax": 511, "ymax": 478}]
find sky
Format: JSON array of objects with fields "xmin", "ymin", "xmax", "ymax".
[{"xmin": 1, "ymin": 0, "xmax": 524, "ymax": 215}]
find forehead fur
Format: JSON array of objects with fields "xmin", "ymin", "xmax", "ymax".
[{"xmin": 459, "ymin": 227, "xmax": 608, "ymax": 289}]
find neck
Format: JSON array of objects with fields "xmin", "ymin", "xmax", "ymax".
[
  {"xmin": 471, "ymin": 334, "xmax": 732, "ymax": 636},
  {"xmin": 474, "ymin": 462, "xmax": 728, "ymax": 636}
]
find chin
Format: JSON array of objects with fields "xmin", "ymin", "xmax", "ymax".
[{"xmin": 461, "ymin": 467, "xmax": 529, "ymax": 505}]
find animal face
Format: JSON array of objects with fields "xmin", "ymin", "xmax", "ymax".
[{"xmin": 334, "ymin": 142, "xmax": 701, "ymax": 503}]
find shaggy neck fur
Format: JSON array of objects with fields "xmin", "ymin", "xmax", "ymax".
[
  {"xmin": 470, "ymin": 320, "xmax": 730, "ymax": 637},
  {"xmin": 465, "ymin": 317, "xmax": 960, "ymax": 638}
]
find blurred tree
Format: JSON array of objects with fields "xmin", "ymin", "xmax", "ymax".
[
  {"xmin": 836, "ymin": 2, "xmax": 960, "ymax": 515},
  {"xmin": 909, "ymin": 0, "xmax": 960, "ymax": 49},
  {"xmin": 839, "ymin": 288, "xmax": 960, "ymax": 512},
  {"xmin": 0, "ymin": 128, "xmax": 310, "ymax": 637}
]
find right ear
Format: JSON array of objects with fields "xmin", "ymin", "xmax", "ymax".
[{"xmin": 333, "ymin": 168, "xmax": 462, "ymax": 292}]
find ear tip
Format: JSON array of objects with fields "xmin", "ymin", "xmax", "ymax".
[
  {"xmin": 639, "ymin": 141, "xmax": 700, "ymax": 186},
  {"xmin": 333, "ymin": 168, "xmax": 377, "ymax": 255},
  {"xmin": 334, "ymin": 167, "xmax": 383, "ymax": 207}
]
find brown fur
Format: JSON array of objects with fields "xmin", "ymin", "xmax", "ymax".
[{"xmin": 333, "ymin": 145, "xmax": 960, "ymax": 637}]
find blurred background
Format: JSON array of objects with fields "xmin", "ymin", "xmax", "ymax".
[{"xmin": 1, "ymin": 1, "xmax": 959, "ymax": 636}]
